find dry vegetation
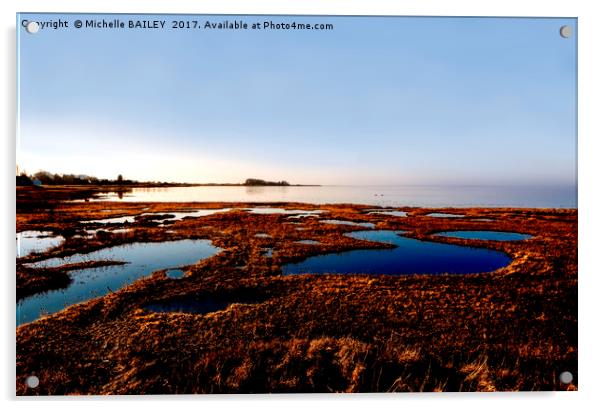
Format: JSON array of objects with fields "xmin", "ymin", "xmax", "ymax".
[{"xmin": 16, "ymin": 186, "xmax": 577, "ymax": 394}]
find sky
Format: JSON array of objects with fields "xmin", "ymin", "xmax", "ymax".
[{"xmin": 17, "ymin": 14, "xmax": 577, "ymax": 186}]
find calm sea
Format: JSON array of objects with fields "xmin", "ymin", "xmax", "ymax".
[{"xmin": 91, "ymin": 185, "xmax": 576, "ymax": 208}]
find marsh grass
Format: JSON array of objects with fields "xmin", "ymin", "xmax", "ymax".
[{"xmin": 16, "ymin": 187, "xmax": 577, "ymax": 394}]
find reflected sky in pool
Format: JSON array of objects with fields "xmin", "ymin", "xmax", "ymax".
[
  {"xmin": 17, "ymin": 239, "xmax": 221, "ymax": 326},
  {"xmin": 16, "ymin": 231, "xmax": 64, "ymax": 258},
  {"xmin": 282, "ymin": 230, "xmax": 510, "ymax": 276}
]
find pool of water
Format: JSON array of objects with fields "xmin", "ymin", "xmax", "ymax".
[
  {"xmin": 296, "ymin": 240, "xmax": 320, "ymax": 245},
  {"xmin": 16, "ymin": 231, "xmax": 64, "ymax": 258},
  {"xmin": 17, "ymin": 239, "xmax": 221, "ymax": 326},
  {"xmin": 81, "ymin": 215, "xmax": 137, "ymax": 224},
  {"xmin": 165, "ymin": 269, "xmax": 186, "ymax": 279},
  {"xmin": 321, "ymin": 220, "xmax": 375, "ymax": 228},
  {"xmin": 425, "ymin": 213, "xmax": 465, "ymax": 218},
  {"xmin": 282, "ymin": 230, "xmax": 511, "ymax": 276},
  {"xmin": 82, "ymin": 208, "xmax": 232, "ymax": 225},
  {"xmin": 434, "ymin": 231, "xmax": 532, "ymax": 241},
  {"xmin": 287, "ymin": 214, "xmax": 321, "ymax": 219},
  {"xmin": 85, "ymin": 228, "xmax": 133, "ymax": 237},
  {"xmin": 244, "ymin": 207, "xmax": 325, "ymax": 216},
  {"xmin": 161, "ymin": 208, "xmax": 232, "ymax": 221},
  {"xmin": 367, "ymin": 210, "xmax": 407, "ymax": 217}
]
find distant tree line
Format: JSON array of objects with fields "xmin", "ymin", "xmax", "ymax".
[
  {"xmin": 244, "ymin": 178, "xmax": 290, "ymax": 186},
  {"xmin": 16, "ymin": 171, "xmax": 296, "ymax": 187},
  {"xmin": 16, "ymin": 171, "xmax": 136, "ymax": 186}
]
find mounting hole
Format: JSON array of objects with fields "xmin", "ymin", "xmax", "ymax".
[
  {"xmin": 559, "ymin": 25, "xmax": 572, "ymax": 39},
  {"xmin": 559, "ymin": 371, "xmax": 573, "ymax": 384},
  {"xmin": 26, "ymin": 21, "xmax": 39, "ymax": 34},
  {"xmin": 25, "ymin": 375, "xmax": 39, "ymax": 388}
]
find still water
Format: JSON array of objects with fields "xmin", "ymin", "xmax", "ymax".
[
  {"xmin": 16, "ymin": 231, "xmax": 64, "ymax": 258},
  {"xmin": 17, "ymin": 239, "xmax": 221, "ymax": 326},
  {"xmin": 87, "ymin": 185, "xmax": 576, "ymax": 208},
  {"xmin": 282, "ymin": 230, "xmax": 511, "ymax": 276}
]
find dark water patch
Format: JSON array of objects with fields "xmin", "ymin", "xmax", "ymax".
[
  {"xmin": 17, "ymin": 239, "xmax": 221, "ymax": 326},
  {"xmin": 435, "ymin": 231, "xmax": 532, "ymax": 241},
  {"xmin": 282, "ymin": 230, "xmax": 511, "ymax": 276}
]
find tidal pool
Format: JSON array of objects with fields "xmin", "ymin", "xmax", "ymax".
[
  {"xmin": 244, "ymin": 207, "xmax": 325, "ymax": 216},
  {"xmin": 287, "ymin": 214, "xmax": 321, "ymax": 219},
  {"xmin": 82, "ymin": 208, "xmax": 232, "ymax": 225},
  {"xmin": 282, "ymin": 230, "xmax": 510, "ymax": 276},
  {"xmin": 165, "ymin": 269, "xmax": 186, "ymax": 279},
  {"xmin": 321, "ymin": 220, "xmax": 375, "ymax": 228},
  {"xmin": 16, "ymin": 231, "xmax": 64, "ymax": 258},
  {"xmin": 367, "ymin": 210, "xmax": 407, "ymax": 217},
  {"xmin": 426, "ymin": 213, "xmax": 465, "ymax": 218},
  {"xmin": 435, "ymin": 231, "xmax": 532, "ymax": 241},
  {"xmin": 81, "ymin": 215, "xmax": 137, "ymax": 224},
  {"xmin": 160, "ymin": 208, "xmax": 232, "ymax": 221},
  {"xmin": 17, "ymin": 239, "xmax": 221, "ymax": 326},
  {"xmin": 296, "ymin": 240, "xmax": 320, "ymax": 245}
]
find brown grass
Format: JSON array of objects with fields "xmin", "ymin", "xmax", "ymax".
[{"xmin": 16, "ymin": 186, "xmax": 577, "ymax": 394}]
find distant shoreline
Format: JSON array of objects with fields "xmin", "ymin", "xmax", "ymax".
[{"xmin": 18, "ymin": 183, "xmax": 321, "ymax": 188}]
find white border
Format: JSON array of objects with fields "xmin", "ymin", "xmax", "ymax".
[{"xmin": 2, "ymin": 1, "xmax": 601, "ymax": 408}]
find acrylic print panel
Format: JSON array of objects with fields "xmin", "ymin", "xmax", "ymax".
[{"xmin": 16, "ymin": 13, "xmax": 577, "ymax": 394}]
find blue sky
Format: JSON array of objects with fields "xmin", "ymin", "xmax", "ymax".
[{"xmin": 17, "ymin": 14, "xmax": 577, "ymax": 185}]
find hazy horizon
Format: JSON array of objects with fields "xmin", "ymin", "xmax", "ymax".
[
  {"xmin": 14, "ymin": 168, "xmax": 577, "ymax": 189},
  {"xmin": 18, "ymin": 14, "xmax": 577, "ymax": 187}
]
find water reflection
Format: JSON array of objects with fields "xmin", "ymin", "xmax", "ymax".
[
  {"xmin": 283, "ymin": 230, "xmax": 511, "ymax": 276},
  {"xmin": 16, "ymin": 231, "xmax": 64, "ymax": 258},
  {"xmin": 80, "ymin": 185, "xmax": 576, "ymax": 208},
  {"xmin": 245, "ymin": 185, "xmax": 289, "ymax": 196},
  {"xmin": 17, "ymin": 239, "xmax": 221, "ymax": 326}
]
